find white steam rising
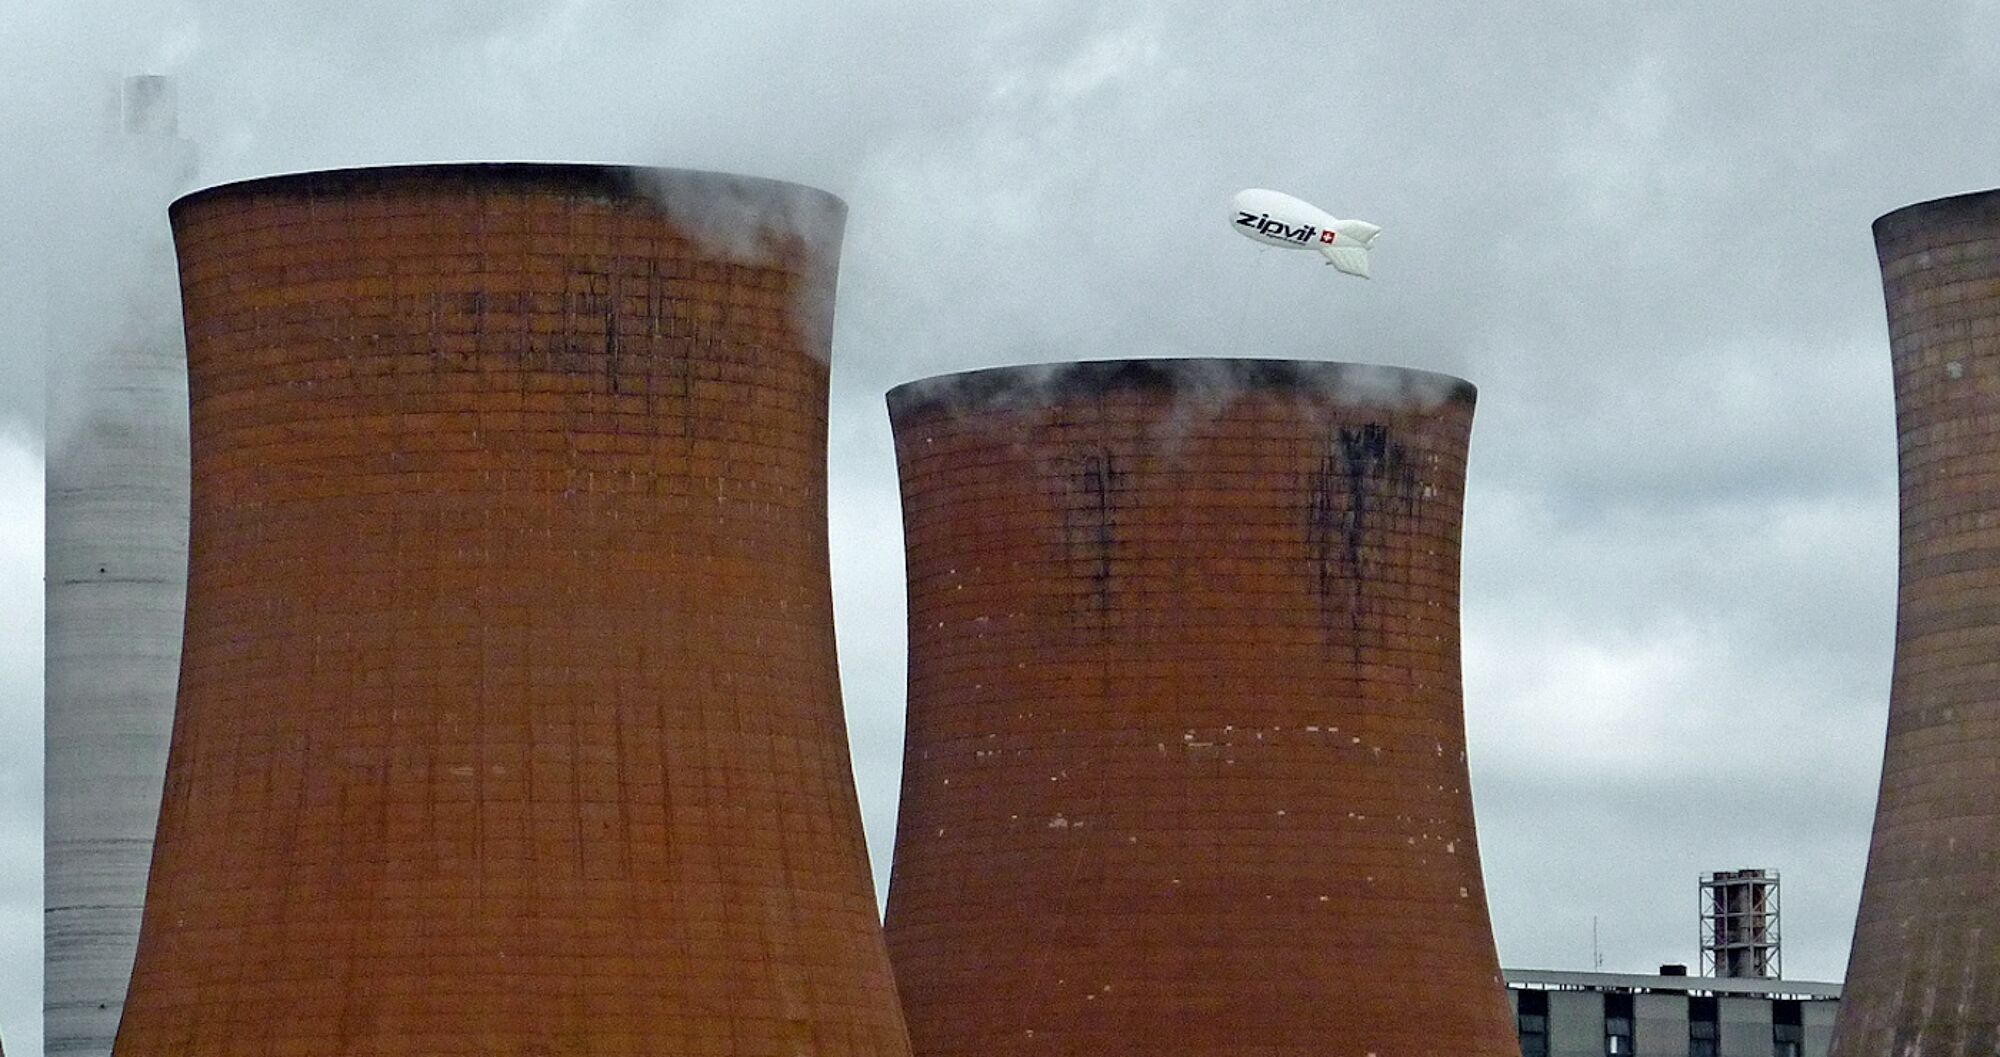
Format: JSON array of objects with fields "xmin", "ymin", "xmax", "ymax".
[
  {"xmin": 40, "ymin": 84, "xmax": 197, "ymax": 460},
  {"xmin": 629, "ymin": 168, "xmax": 847, "ymax": 362},
  {"xmin": 889, "ymin": 358, "xmax": 1474, "ymax": 446}
]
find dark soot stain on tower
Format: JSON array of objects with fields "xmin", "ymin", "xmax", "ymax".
[
  {"xmin": 881, "ymin": 359, "xmax": 1519, "ymax": 1057},
  {"xmin": 1834, "ymin": 188, "xmax": 2000, "ymax": 1057},
  {"xmin": 113, "ymin": 164, "xmax": 910, "ymax": 1057}
]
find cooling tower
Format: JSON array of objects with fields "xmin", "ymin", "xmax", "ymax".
[
  {"xmin": 112, "ymin": 164, "xmax": 911, "ymax": 1057},
  {"xmin": 1832, "ymin": 189, "xmax": 2000, "ymax": 1057},
  {"xmin": 45, "ymin": 74, "xmax": 196, "ymax": 1057},
  {"xmin": 881, "ymin": 359, "xmax": 1518, "ymax": 1057}
]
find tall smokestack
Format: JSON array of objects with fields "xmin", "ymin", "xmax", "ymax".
[
  {"xmin": 44, "ymin": 73, "xmax": 196, "ymax": 1057},
  {"xmin": 111, "ymin": 164, "xmax": 911, "ymax": 1056},
  {"xmin": 1832, "ymin": 189, "xmax": 2000, "ymax": 1057},
  {"xmin": 880, "ymin": 359, "xmax": 1517, "ymax": 1057},
  {"xmin": 119, "ymin": 76, "xmax": 177, "ymax": 137}
]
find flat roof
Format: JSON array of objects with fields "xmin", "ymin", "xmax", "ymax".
[{"xmin": 1504, "ymin": 968, "xmax": 1841, "ymax": 1000}]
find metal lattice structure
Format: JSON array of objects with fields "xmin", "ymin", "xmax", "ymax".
[{"xmin": 1700, "ymin": 869, "xmax": 1780, "ymax": 979}]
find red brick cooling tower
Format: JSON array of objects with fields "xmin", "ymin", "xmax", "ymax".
[
  {"xmin": 1832, "ymin": 189, "xmax": 2000, "ymax": 1057},
  {"xmin": 112, "ymin": 164, "xmax": 911, "ymax": 1057},
  {"xmin": 880, "ymin": 360, "xmax": 1518, "ymax": 1057}
]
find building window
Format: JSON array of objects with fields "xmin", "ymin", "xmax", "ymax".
[
  {"xmin": 1605, "ymin": 992, "xmax": 1635, "ymax": 1056},
  {"xmin": 1689, "ymin": 996, "xmax": 1719, "ymax": 1057},
  {"xmin": 1517, "ymin": 989, "xmax": 1550, "ymax": 1057},
  {"xmin": 1773, "ymin": 999, "xmax": 1803, "ymax": 1057}
]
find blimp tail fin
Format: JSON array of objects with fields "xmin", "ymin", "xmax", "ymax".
[
  {"xmin": 1330, "ymin": 218, "xmax": 1382, "ymax": 247},
  {"xmin": 1320, "ymin": 244, "xmax": 1372, "ymax": 279}
]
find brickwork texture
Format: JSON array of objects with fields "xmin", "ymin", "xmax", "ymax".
[
  {"xmin": 880, "ymin": 359, "xmax": 1519, "ymax": 1057},
  {"xmin": 1833, "ymin": 189, "xmax": 2000, "ymax": 1057},
  {"xmin": 113, "ymin": 164, "xmax": 911, "ymax": 1057}
]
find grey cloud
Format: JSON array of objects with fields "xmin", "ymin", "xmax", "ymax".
[
  {"xmin": 168, "ymin": 0, "xmax": 1029, "ymax": 192},
  {"xmin": 1476, "ymin": 767, "xmax": 1874, "ymax": 980}
]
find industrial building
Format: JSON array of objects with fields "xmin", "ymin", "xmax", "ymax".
[
  {"xmin": 1834, "ymin": 187, "xmax": 2000, "ymax": 1057},
  {"xmin": 1510, "ymin": 875, "xmax": 1838, "ymax": 1057},
  {"xmin": 881, "ymin": 359, "xmax": 1517, "ymax": 1056},
  {"xmin": 43, "ymin": 75, "xmax": 196, "ymax": 1057},
  {"xmin": 112, "ymin": 164, "xmax": 911, "ymax": 1055},
  {"xmin": 1507, "ymin": 970, "xmax": 1840, "ymax": 1057}
]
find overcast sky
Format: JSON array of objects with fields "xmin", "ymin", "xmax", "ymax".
[{"xmin": 6, "ymin": 0, "xmax": 2000, "ymax": 1052}]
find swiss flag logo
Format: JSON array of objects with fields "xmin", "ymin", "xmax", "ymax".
[{"xmin": 1321, "ymin": 230, "xmax": 1337, "ymax": 244}]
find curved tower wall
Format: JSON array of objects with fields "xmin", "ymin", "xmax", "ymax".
[
  {"xmin": 1833, "ymin": 189, "xmax": 2000, "ymax": 1057},
  {"xmin": 113, "ymin": 164, "xmax": 910, "ymax": 1057},
  {"xmin": 881, "ymin": 359, "xmax": 1518, "ymax": 1057}
]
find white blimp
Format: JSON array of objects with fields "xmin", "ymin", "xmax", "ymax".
[{"xmin": 1231, "ymin": 188, "xmax": 1381, "ymax": 279}]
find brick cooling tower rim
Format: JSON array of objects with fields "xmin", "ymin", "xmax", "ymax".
[
  {"xmin": 887, "ymin": 357, "xmax": 1475, "ymax": 421},
  {"xmin": 168, "ymin": 162, "xmax": 847, "ymax": 261},
  {"xmin": 173, "ymin": 161, "xmax": 840, "ymax": 215},
  {"xmin": 1873, "ymin": 186, "xmax": 2000, "ymax": 242}
]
